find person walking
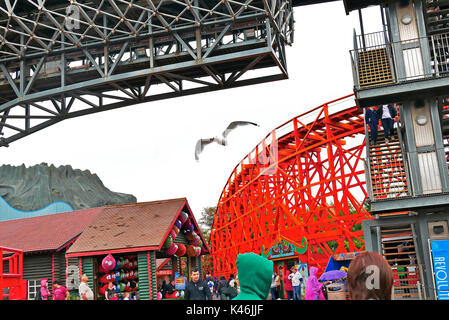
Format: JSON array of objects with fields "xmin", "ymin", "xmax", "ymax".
[
  {"xmin": 222, "ymin": 278, "xmax": 238, "ymax": 300},
  {"xmin": 347, "ymin": 251, "xmax": 394, "ymax": 300},
  {"xmin": 365, "ymin": 106, "xmax": 379, "ymax": 145},
  {"xmin": 289, "ymin": 266, "xmax": 303, "ymax": 300},
  {"xmin": 53, "ymin": 281, "xmax": 70, "ymax": 300},
  {"xmin": 233, "ymin": 252, "xmax": 273, "ymax": 300},
  {"xmin": 217, "ymin": 275, "xmax": 228, "ymax": 300},
  {"xmin": 284, "ymin": 267, "xmax": 293, "ymax": 300},
  {"xmin": 377, "ymin": 104, "xmax": 397, "ymax": 144},
  {"xmin": 78, "ymin": 274, "xmax": 94, "ymax": 300},
  {"xmin": 305, "ymin": 266, "xmax": 324, "ymax": 300},
  {"xmin": 270, "ymin": 271, "xmax": 279, "ymax": 300},
  {"xmin": 184, "ymin": 268, "xmax": 213, "ymax": 300}
]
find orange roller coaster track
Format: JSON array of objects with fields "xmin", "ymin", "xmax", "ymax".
[{"xmin": 210, "ymin": 94, "xmax": 374, "ymax": 277}]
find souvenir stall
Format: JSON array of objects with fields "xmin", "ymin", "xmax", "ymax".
[{"xmin": 65, "ymin": 198, "xmax": 210, "ymax": 300}]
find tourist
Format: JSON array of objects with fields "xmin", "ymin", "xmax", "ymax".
[
  {"xmin": 222, "ymin": 278, "xmax": 238, "ymax": 300},
  {"xmin": 270, "ymin": 271, "xmax": 279, "ymax": 300},
  {"xmin": 161, "ymin": 280, "xmax": 168, "ymax": 298},
  {"xmin": 217, "ymin": 275, "xmax": 229, "ymax": 300},
  {"xmin": 105, "ymin": 281, "xmax": 118, "ymax": 300},
  {"xmin": 365, "ymin": 106, "xmax": 379, "ymax": 145},
  {"xmin": 305, "ymin": 266, "xmax": 324, "ymax": 300},
  {"xmin": 78, "ymin": 274, "xmax": 94, "ymax": 300},
  {"xmin": 233, "ymin": 252, "xmax": 273, "ymax": 300},
  {"xmin": 276, "ymin": 268, "xmax": 282, "ymax": 299},
  {"xmin": 284, "ymin": 267, "xmax": 293, "ymax": 300},
  {"xmin": 35, "ymin": 278, "xmax": 51, "ymax": 300},
  {"xmin": 289, "ymin": 266, "xmax": 303, "ymax": 300},
  {"xmin": 184, "ymin": 268, "xmax": 213, "ymax": 300},
  {"xmin": 377, "ymin": 104, "xmax": 397, "ymax": 144},
  {"xmin": 53, "ymin": 281, "xmax": 69, "ymax": 300},
  {"xmin": 347, "ymin": 251, "xmax": 394, "ymax": 300}
]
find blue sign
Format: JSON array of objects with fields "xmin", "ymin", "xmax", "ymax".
[{"xmin": 430, "ymin": 240, "xmax": 449, "ymax": 300}]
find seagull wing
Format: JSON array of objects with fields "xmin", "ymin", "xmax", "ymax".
[
  {"xmin": 222, "ymin": 121, "xmax": 259, "ymax": 138},
  {"xmin": 195, "ymin": 138, "xmax": 216, "ymax": 161}
]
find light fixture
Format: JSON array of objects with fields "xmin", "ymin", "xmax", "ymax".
[
  {"xmin": 401, "ymin": 14, "xmax": 412, "ymax": 25},
  {"xmin": 416, "ymin": 114, "xmax": 428, "ymax": 126}
]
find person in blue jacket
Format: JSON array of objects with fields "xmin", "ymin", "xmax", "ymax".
[{"xmin": 365, "ymin": 106, "xmax": 379, "ymax": 146}]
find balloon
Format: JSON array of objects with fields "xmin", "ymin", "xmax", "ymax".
[
  {"xmin": 174, "ymin": 219, "xmax": 182, "ymax": 230},
  {"xmin": 194, "ymin": 247, "xmax": 201, "ymax": 256},
  {"xmin": 166, "ymin": 243, "xmax": 178, "ymax": 256},
  {"xmin": 157, "ymin": 292, "xmax": 162, "ymax": 300},
  {"xmin": 172, "ymin": 226, "xmax": 179, "ymax": 235},
  {"xmin": 102, "ymin": 254, "xmax": 116, "ymax": 272},
  {"xmin": 170, "ymin": 229, "xmax": 177, "ymax": 240},
  {"xmin": 176, "ymin": 243, "xmax": 186, "ymax": 256}
]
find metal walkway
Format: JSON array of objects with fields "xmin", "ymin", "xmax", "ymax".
[{"xmin": 0, "ymin": 0, "xmax": 301, "ymax": 147}]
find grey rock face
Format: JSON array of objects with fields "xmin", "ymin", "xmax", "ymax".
[{"xmin": 0, "ymin": 163, "xmax": 137, "ymax": 211}]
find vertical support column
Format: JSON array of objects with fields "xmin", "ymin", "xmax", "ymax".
[
  {"xmin": 401, "ymin": 101, "xmax": 422, "ymax": 195},
  {"xmin": 196, "ymin": 256, "xmax": 203, "ymax": 279},
  {"xmin": 149, "ymin": 251, "xmax": 157, "ymax": 300},
  {"xmin": 430, "ymin": 99, "xmax": 449, "ymax": 192},
  {"xmin": 148, "ymin": 14, "xmax": 154, "ymax": 69}
]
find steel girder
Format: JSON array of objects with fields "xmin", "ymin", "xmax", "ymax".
[
  {"xmin": 0, "ymin": 0, "xmax": 294, "ymax": 146},
  {"xmin": 209, "ymin": 94, "xmax": 374, "ymax": 277}
]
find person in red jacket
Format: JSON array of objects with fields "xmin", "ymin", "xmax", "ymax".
[{"xmin": 283, "ymin": 268, "xmax": 293, "ymax": 300}]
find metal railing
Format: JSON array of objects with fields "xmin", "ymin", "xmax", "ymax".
[{"xmin": 350, "ymin": 30, "xmax": 449, "ymax": 89}]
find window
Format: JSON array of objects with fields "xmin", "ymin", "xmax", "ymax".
[{"xmin": 28, "ymin": 279, "xmax": 40, "ymax": 300}]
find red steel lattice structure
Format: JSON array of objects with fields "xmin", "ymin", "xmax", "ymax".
[{"xmin": 210, "ymin": 94, "xmax": 374, "ymax": 277}]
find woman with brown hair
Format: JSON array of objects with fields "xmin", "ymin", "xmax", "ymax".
[{"xmin": 347, "ymin": 251, "xmax": 394, "ymax": 300}]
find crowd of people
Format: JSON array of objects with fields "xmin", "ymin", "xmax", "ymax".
[
  {"xmin": 182, "ymin": 251, "xmax": 394, "ymax": 300},
  {"xmin": 32, "ymin": 250, "xmax": 394, "ymax": 301}
]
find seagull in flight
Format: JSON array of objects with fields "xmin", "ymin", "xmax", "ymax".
[{"xmin": 195, "ymin": 121, "xmax": 259, "ymax": 161}]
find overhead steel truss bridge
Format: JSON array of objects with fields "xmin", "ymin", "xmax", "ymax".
[{"xmin": 0, "ymin": 0, "xmax": 302, "ymax": 146}]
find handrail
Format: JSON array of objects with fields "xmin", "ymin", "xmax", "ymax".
[{"xmin": 350, "ymin": 30, "xmax": 449, "ymax": 89}]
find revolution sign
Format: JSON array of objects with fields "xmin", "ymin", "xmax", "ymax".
[{"xmin": 430, "ymin": 239, "xmax": 449, "ymax": 300}]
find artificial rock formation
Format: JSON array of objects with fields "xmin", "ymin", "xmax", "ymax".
[{"xmin": 0, "ymin": 163, "xmax": 136, "ymax": 211}]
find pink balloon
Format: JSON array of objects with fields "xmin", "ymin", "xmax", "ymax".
[{"xmin": 102, "ymin": 254, "xmax": 116, "ymax": 272}]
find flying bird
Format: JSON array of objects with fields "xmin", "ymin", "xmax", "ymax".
[{"xmin": 195, "ymin": 121, "xmax": 259, "ymax": 161}]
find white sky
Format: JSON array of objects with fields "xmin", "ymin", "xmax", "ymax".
[{"xmin": 0, "ymin": 2, "xmax": 383, "ymax": 219}]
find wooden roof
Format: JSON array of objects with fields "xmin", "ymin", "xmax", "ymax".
[{"xmin": 66, "ymin": 198, "xmax": 209, "ymax": 257}]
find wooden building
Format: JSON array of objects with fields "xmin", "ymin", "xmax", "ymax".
[
  {"xmin": 0, "ymin": 208, "xmax": 102, "ymax": 299},
  {"xmin": 65, "ymin": 198, "xmax": 210, "ymax": 300}
]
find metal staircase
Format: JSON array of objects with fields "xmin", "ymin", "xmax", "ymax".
[
  {"xmin": 367, "ymin": 127, "xmax": 409, "ymax": 200},
  {"xmin": 379, "ymin": 223, "xmax": 424, "ymax": 300}
]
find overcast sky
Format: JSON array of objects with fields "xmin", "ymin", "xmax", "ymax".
[{"xmin": 0, "ymin": 2, "xmax": 382, "ymax": 219}]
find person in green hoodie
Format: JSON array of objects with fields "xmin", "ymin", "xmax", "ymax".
[{"xmin": 233, "ymin": 252, "xmax": 273, "ymax": 300}]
